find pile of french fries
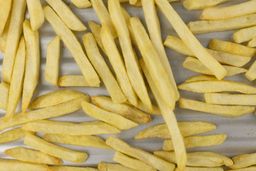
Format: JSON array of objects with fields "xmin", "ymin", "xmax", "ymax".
[{"xmin": 0, "ymin": 0, "xmax": 256, "ymax": 170}]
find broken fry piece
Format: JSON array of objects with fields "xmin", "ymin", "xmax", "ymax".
[
  {"xmin": 231, "ymin": 153, "xmax": 256, "ymax": 169},
  {"xmin": 58, "ymin": 75, "xmax": 100, "ymax": 87},
  {"xmin": 98, "ymin": 162, "xmax": 135, "ymax": 171},
  {"xmin": 0, "ymin": 0, "xmax": 12, "ymax": 35},
  {"xmin": 71, "ymin": 0, "xmax": 92, "ymax": 8},
  {"xmin": 246, "ymin": 61, "xmax": 256, "ymax": 81},
  {"xmin": 185, "ymin": 75, "xmax": 217, "ymax": 83},
  {"xmin": 0, "ymin": 159, "xmax": 50, "ymax": 171},
  {"xmin": 0, "ymin": 128, "xmax": 24, "ymax": 144},
  {"xmin": 88, "ymin": 21, "xmax": 104, "ymax": 51},
  {"xmin": 183, "ymin": 0, "xmax": 228, "ymax": 10},
  {"xmin": 26, "ymin": 0, "xmax": 44, "ymax": 30},
  {"xmin": 233, "ymin": 26, "xmax": 256, "ymax": 43}
]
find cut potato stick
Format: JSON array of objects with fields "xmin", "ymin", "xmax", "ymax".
[
  {"xmin": 0, "ymin": 128, "xmax": 24, "ymax": 144},
  {"xmin": 248, "ymin": 37, "xmax": 256, "ymax": 47},
  {"xmin": 178, "ymin": 80, "xmax": 256, "ymax": 94},
  {"xmin": 113, "ymin": 152, "xmax": 156, "ymax": 171},
  {"xmin": 183, "ymin": 0, "xmax": 228, "ymax": 10},
  {"xmin": 5, "ymin": 147, "xmax": 62, "ymax": 165},
  {"xmin": 129, "ymin": 0, "xmax": 138, "ymax": 5},
  {"xmin": 185, "ymin": 75, "xmax": 217, "ymax": 83},
  {"xmin": 163, "ymin": 134, "xmax": 227, "ymax": 151},
  {"xmin": 135, "ymin": 121, "xmax": 216, "ymax": 139},
  {"xmin": 44, "ymin": 6, "xmax": 100, "ymax": 86},
  {"xmin": 227, "ymin": 167, "xmax": 256, "ymax": 171},
  {"xmin": 231, "ymin": 153, "xmax": 256, "ymax": 169},
  {"xmin": 45, "ymin": 36, "xmax": 60, "ymax": 86},
  {"xmin": 185, "ymin": 167, "xmax": 224, "ymax": 171},
  {"xmin": 71, "ymin": 0, "xmax": 92, "ymax": 8},
  {"xmin": 0, "ymin": 83, "xmax": 9, "ymax": 110},
  {"xmin": 91, "ymin": 96, "xmax": 152, "ymax": 123},
  {"xmin": 233, "ymin": 26, "xmax": 256, "ymax": 43},
  {"xmin": 51, "ymin": 166, "xmax": 98, "ymax": 171},
  {"xmin": 136, "ymin": 101, "xmax": 161, "ymax": 115},
  {"xmin": 2, "ymin": 0, "xmax": 26, "ymax": 83},
  {"xmin": 98, "ymin": 162, "xmax": 136, "ymax": 171},
  {"xmin": 58, "ymin": 75, "xmax": 100, "ymax": 87},
  {"xmin": 82, "ymin": 101, "xmax": 138, "ymax": 130},
  {"xmin": 164, "ymin": 35, "xmax": 192, "ymax": 56},
  {"xmin": 88, "ymin": 21, "xmax": 104, "ymax": 51},
  {"xmin": 22, "ymin": 120, "xmax": 120, "ymax": 135},
  {"xmin": 106, "ymin": 137, "xmax": 175, "ymax": 171},
  {"xmin": 156, "ymin": 0, "xmax": 226, "ymax": 80},
  {"xmin": 179, "ymin": 98, "xmax": 255, "ymax": 117},
  {"xmin": 246, "ymin": 61, "xmax": 256, "ymax": 81},
  {"xmin": 26, "ymin": 0, "xmax": 44, "ymax": 30},
  {"xmin": 0, "ymin": 0, "xmax": 12, "ymax": 35},
  {"xmin": 0, "ymin": 159, "xmax": 50, "ymax": 171},
  {"xmin": 0, "ymin": 22, "xmax": 8, "ymax": 52},
  {"xmin": 43, "ymin": 134, "xmax": 110, "ymax": 149},
  {"xmin": 83, "ymin": 33, "xmax": 126, "ymax": 103},
  {"xmin": 24, "ymin": 133, "xmax": 87, "ymax": 163}
]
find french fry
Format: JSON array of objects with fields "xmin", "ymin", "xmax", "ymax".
[
  {"xmin": 2, "ymin": 0, "xmax": 26, "ymax": 83},
  {"xmin": 179, "ymin": 98, "xmax": 255, "ymax": 117},
  {"xmin": 0, "ymin": 159, "xmax": 50, "ymax": 171},
  {"xmin": 91, "ymin": 96, "xmax": 152, "ymax": 123},
  {"xmin": 230, "ymin": 153, "xmax": 256, "ymax": 169},
  {"xmin": 233, "ymin": 26, "xmax": 256, "ymax": 43},
  {"xmin": 183, "ymin": 0, "xmax": 228, "ymax": 10},
  {"xmin": 58, "ymin": 75, "xmax": 100, "ymax": 87},
  {"xmin": 98, "ymin": 162, "xmax": 135, "ymax": 171},
  {"xmin": 82, "ymin": 101, "xmax": 138, "ymax": 130},
  {"xmin": 106, "ymin": 137, "xmax": 175, "ymax": 171},
  {"xmin": 24, "ymin": 133, "xmax": 87, "ymax": 163},
  {"xmin": 22, "ymin": 120, "xmax": 120, "ymax": 135},
  {"xmin": 129, "ymin": 0, "xmax": 138, "ymax": 5},
  {"xmin": 51, "ymin": 166, "xmax": 98, "ymax": 171},
  {"xmin": 71, "ymin": 0, "xmax": 92, "ymax": 8},
  {"xmin": 201, "ymin": 0, "xmax": 256, "ymax": 20},
  {"xmin": 45, "ymin": 36, "xmax": 60, "ymax": 86},
  {"xmin": 248, "ymin": 37, "xmax": 256, "ymax": 47},
  {"xmin": 185, "ymin": 75, "xmax": 217, "ymax": 83},
  {"xmin": 246, "ymin": 61, "xmax": 256, "ymax": 81},
  {"xmin": 163, "ymin": 134, "xmax": 227, "ymax": 151},
  {"xmin": 44, "ymin": 6, "xmax": 100, "ymax": 86},
  {"xmin": 0, "ymin": 82, "xmax": 9, "ymax": 110},
  {"xmin": 108, "ymin": 0, "xmax": 152, "ymax": 109},
  {"xmin": 135, "ymin": 121, "xmax": 216, "ymax": 139},
  {"xmin": 185, "ymin": 167, "xmax": 224, "ymax": 171},
  {"xmin": 88, "ymin": 21, "xmax": 104, "ymax": 51},
  {"xmin": 0, "ymin": 21, "xmax": 8, "ymax": 52},
  {"xmin": 178, "ymin": 80, "xmax": 256, "ymax": 94},
  {"xmin": 155, "ymin": 0, "xmax": 226, "ymax": 80},
  {"xmin": 0, "ymin": 128, "xmax": 24, "ymax": 144},
  {"xmin": 5, "ymin": 147, "xmax": 62, "ymax": 165},
  {"xmin": 0, "ymin": 0, "xmax": 12, "ymax": 35},
  {"xmin": 113, "ymin": 152, "xmax": 156, "ymax": 171},
  {"xmin": 43, "ymin": 134, "xmax": 110, "ymax": 149},
  {"xmin": 136, "ymin": 101, "xmax": 161, "ymax": 115},
  {"xmin": 227, "ymin": 167, "xmax": 256, "ymax": 171},
  {"xmin": 26, "ymin": 0, "xmax": 44, "ymax": 30},
  {"xmin": 83, "ymin": 33, "xmax": 126, "ymax": 103}
]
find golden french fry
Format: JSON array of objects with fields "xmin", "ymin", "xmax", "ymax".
[
  {"xmin": 44, "ymin": 6, "xmax": 100, "ymax": 86},
  {"xmin": 0, "ymin": 128, "xmax": 24, "ymax": 144},
  {"xmin": 248, "ymin": 37, "xmax": 256, "ymax": 47},
  {"xmin": 106, "ymin": 137, "xmax": 175, "ymax": 171},
  {"xmin": 2, "ymin": 0, "xmax": 26, "ymax": 83},
  {"xmin": 0, "ymin": 82, "xmax": 9, "ymax": 110},
  {"xmin": 0, "ymin": 159, "xmax": 50, "ymax": 171},
  {"xmin": 5, "ymin": 147, "xmax": 62, "ymax": 165},
  {"xmin": 227, "ymin": 167, "xmax": 256, "ymax": 171},
  {"xmin": 91, "ymin": 96, "xmax": 152, "ymax": 123},
  {"xmin": 114, "ymin": 152, "xmax": 156, "ymax": 171},
  {"xmin": 246, "ymin": 61, "xmax": 256, "ymax": 81},
  {"xmin": 98, "ymin": 162, "xmax": 135, "ymax": 171},
  {"xmin": 185, "ymin": 167, "xmax": 224, "ymax": 171},
  {"xmin": 0, "ymin": 0, "xmax": 12, "ymax": 35},
  {"xmin": 136, "ymin": 101, "xmax": 161, "ymax": 115},
  {"xmin": 0, "ymin": 21, "xmax": 9, "ymax": 52},
  {"xmin": 71, "ymin": 0, "xmax": 92, "ymax": 8},
  {"xmin": 26, "ymin": 0, "xmax": 44, "ymax": 30},
  {"xmin": 185, "ymin": 75, "xmax": 217, "ymax": 83},
  {"xmin": 43, "ymin": 134, "xmax": 110, "ymax": 149},
  {"xmin": 22, "ymin": 120, "xmax": 120, "ymax": 135},
  {"xmin": 230, "ymin": 153, "xmax": 256, "ymax": 169},
  {"xmin": 51, "ymin": 166, "xmax": 98, "ymax": 171},
  {"xmin": 58, "ymin": 75, "xmax": 100, "ymax": 87},
  {"xmin": 135, "ymin": 121, "xmax": 216, "ymax": 139},
  {"xmin": 129, "ymin": 0, "xmax": 138, "ymax": 5},
  {"xmin": 233, "ymin": 26, "xmax": 256, "ymax": 43},
  {"xmin": 88, "ymin": 21, "xmax": 104, "ymax": 51},
  {"xmin": 163, "ymin": 134, "xmax": 227, "ymax": 151},
  {"xmin": 183, "ymin": 0, "xmax": 228, "ymax": 10}
]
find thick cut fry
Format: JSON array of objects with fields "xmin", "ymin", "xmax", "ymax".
[
  {"xmin": 98, "ymin": 162, "xmax": 136, "ymax": 171},
  {"xmin": 6, "ymin": 37, "xmax": 26, "ymax": 117},
  {"xmin": 233, "ymin": 26, "xmax": 256, "ymax": 43},
  {"xmin": 91, "ymin": 96, "xmax": 151, "ymax": 123},
  {"xmin": 156, "ymin": 0, "xmax": 226, "ymax": 80},
  {"xmin": 185, "ymin": 167, "xmax": 224, "ymax": 171},
  {"xmin": 106, "ymin": 137, "xmax": 175, "ymax": 171},
  {"xmin": 248, "ymin": 37, "xmax": 256, "ymax": 47},
  {"xmin": 22, "ymin": 20, "xmax": 40, "ymax": 112},
  {"xmin": 22, "ymin": 120, "xmax": 120, "ymax": 135},
  {"xmin": 0, "ymin": 159, "xmax": 50, "ymax": 171},
  {"xmin": 179, "ymin": 98, "xmax": 254, "ymax": 117},
  {"xmin": 163, "ymin": 134, "xmax": 227, "ymax": 151},
  {"xmin": 43, "ymin": 134, "xmax": 109, "ymax": 149},
  {"xmin": 83, "ymin": 33, "xmax": 126, "ymax": 103},
  {"xmin": 45, "ymin": 36, "xmax": 60, "ymax": 85},
  {"xmin": 26, "ymin": 0, "xmax": 44, "ymax": 30},
  {"xmin": 183, "ymin": 0, "xmax": 228, "ymax": 10},
  {"xmin": 24, "ymin": 133, "xmax": 87, "ymax": 163},
  {"xmin": 113, "ymin": 152, "xmax": 156, "ymax": 171},
  {"xmin": 2, "ymin": 0, "xmax": 26, "ymax": 83},
  {"xmin": 58, "ymin": 75, "xmax": 100, "ymax": 87},
  {"xmin": 88, "ymin": 21, "xmax": 104, "ymax": 51},
  {"xmin": 227, "ymin": 167, "xmax": 256, "ymax": 171},
  {"xmin": 185, "ymin": 75, "xmax": 217, "ymax": 83},
  {"xmin": 135, "ymin": 121, "xmax": 216, "ymax": 139},
  {"xmin": 51, "ymin": 166, "xmax": 98, "ymax": 171},
  {"xmin": 82, "ymin": 101, "xmax": 138, "ymax": 130},
  {"xmin": 5, "ymin": 147, "xmax": 62, "ymax": 165},
  {"xmin": 230, "ymin": 153, "xmax": 256, "ymax": 169},
  {"xmin": 71, "ymin": 0, "xmax": 92, "ymax": 8},
  {"xmin": 178, "ymin": 80, "xmax": 256, "ymax": 94},
  {"xmin": 0, "ymin": 83, "xmax": 9, "ymax": 110},
  {"xmin": 0, "ymin": 0, "xmax": 12, "ymax": 35},
  {"xmin": 108, "ymin": 0, "xmax": 151, "ymax": 109},
  {"xmin": 0, "ymin": 128, "xmax": 24, "ymax": 144},
  {"xmin": 44, "ymin": 6, "xmax": 100, "ymax": 86},
  {"xmin": 246, "ymin": 62, "xmax": 256, "ymax": 81}
]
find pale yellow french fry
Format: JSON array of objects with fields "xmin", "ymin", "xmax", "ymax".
[
  {"xmin": 108, "ymin": 0, "xmax": 151, "ymax": 109},
  {"xmin": 185, "ymin": 75, "xmax": 217, "ymax": 83},
  {"xmin": 26, "ymin": 0, "xmax": 44, "ymax": 30},
  {"xmin": 155, "ymin": 0, "xmax": 226, "ymax": 80},
  {"xmin": 43, "ymin": 134, "xmax": 110, "ymax": 149},
  {"xmin": 6, "ymin": 37, "xmax": 26, "ymax": 117},
  {"xmin": 179, "ymin": 98, "xmax": 255, "ymax": 117},
  {"xmin": 71, "ymin": 0, "xmax": 92, "ymax": 8},
  {"xmin": 227, "ymin": 167, "xmax": 256, "ymax": 171},
  {"xmin": 0, "ymin": 159, "xmax": 50, "ymax": 171},
  {"xmin": 106, "ymin": 137, "xmax": 175, "ymax": 171},
  {"xmin": 183, "ymin": 0, "xmax": 228, "ymax": 10},
  {"xmin": 184, "ymin": 167, "xmax": 224, "ymax": 171},
  {"xmin": 233, "ymin": 26, "xmax": 256, "ymax": 43},
  {"xmin": 230, "ymin": 153, "xmax": 256, "ymax": 169},
  {"xmin": 248, "ymin": 37, "xmax": 256, "ymax": 47},
  {"xmin": 5, "ymin": 147, "xmax": 62, "ymax": 165},
  {"xmin": 100, "ymin": 26, "xmax": 137, "ymax": 105},
  {"xmin": 136, "ymin": 101, "xmax": 161, "ymax": 115},
  {"xmin": 163, "ymin": 134, "xmax": 227, "ymax": 151},
  {"xmin": 45, "ymin": 36, "xmax": 60, "ymax": 86},
  {"xmin": 0, "ymin": 21, "xmax": 8, "ymax": 52},
  {"xmin": 0, "ymin": 128, "xmax": 24, "ymax": 144},
  {"xmin": 88, "ymin": 21, "xmax": 104, "ymax": 51},
  {"xmin": 98, "ymin": 162, "xmax": 136, "ymax": 171},
  {"xmin": 113, "ymin": 152, "xmax": 156, "ymax": 171},
  {"xmin": 2, "ymin": 0, "xmax": 26, "ymax": 83},
  {"xmin": 0, "ymin": 0, "xmax": 12, "ymax": 35},
  {"xmin": 120, "ymin": 0, "xmax": 129, "ymax": 2},
  {"xmin": 91, "ymin": 96, "xmax": 152, "ymax": 124},
  {"xmin": 51, "ymin": 166, "xmax": 98, "ymax": 171},
  {"xmin": 83, "ymin": 33, "xmax": 126, "ymax": 103},
  {"xmin": 129, "ymin": 0, "xmax": 138, "ymax": 5},
  {"xmin": 178, "ymin": 80, "xmax": 256, "ymax": 94},
  {"xmin": 0, "ymin": 82, "xmax": 9, "ymax": 110},
  {"xmin": 82, "ymin": 101, "xmax": 138, "ymax": 130},
  {"xmin": 24, "ymin": 133, "xmax": 87, "ymax": 163},
  {"xmin": 22, "ymin": 120, "xmax": 120, "ymax": 135},
  {"xmin": 44, "ymin": 6, "xmax": 100, "ymax": 86},
  {"xmin": 58, "ymin": 75, "xmax": 100, "ymax": 87},
  {"xmin": 246, "ymin": 61, "xmax": 256, "ymax": 81},
  {"xmin": 135, "ymin": 121, "xmax": 216, "ymax": 139}
]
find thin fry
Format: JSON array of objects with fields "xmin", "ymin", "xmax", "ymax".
[
  {"xmin": 71, "ymin": 0, "xmax": 92, "ymax": 8},
  {"xmin": 51, "ymin": 166, "xmax": 98, "ymax": 171},
  {"xmin": 0, "ymin": 83, "xmax": 9, "ymax": 110},
  {"xmin": 88, "ymin": 21, "xmax": 104, "ymax": 51},
  {"xmin": 26, "ymin": 0, "xmax": 44, "ymax": 30},
  {"xmin": 0, "ymin": 0, "xmax": 12, "ymax": 35},
  {"xmin": 0, "ymin": 128, "xmax": 24, "ymax": 144},
  {"xmin": 246, "ymin": 61, "xmax": 256, "ymax": 81},
  {"xmin": 58, "ymin": 75, "xmax": 100, "ymax": 87},
  {"xmin": 183, "ymin": 0, "xmax": 228, "ymax": 10},
  {"xmin": 98, "ymin": 162, "xmax": 136, "ymax": 171},
  {"xmin": 185, "ymin": 167, "xmax": 224, "ymax": 171},
  {"xmin": 0, "ymin": 21, "xmax": 9, "ymax": 52},
  {"xmin": 185, "ymin": 75, "xmax": 217, "ymax": 83},
  {"xmin": 136, "ymin": 101, "xmax": 161, "ymax": 115},
  {"xmin": 231, "ymin": 153, "xmax": 256, "ymax": 169},
  {"xmin": 233, "ymin": 26, "xmax": 256, "ymax": 43},
  {"xmin": 0, "ymin": 159, "xmax": 50, "ymax": 171}
]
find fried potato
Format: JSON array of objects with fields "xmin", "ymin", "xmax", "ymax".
[
  {"xmin": 230, "ymin": 153, "xmax": 256, "ymax": 169},
  {"xmin": 91, "ymin": 96, "xmax": 152, "ymax": 123},
  {"xmin": 71, "ymin": 0, "xmax": 92, "ymax": 8},
  {"xmin": 5, "ymin": 147, "xmax": 62, "ymax": 165},
  {"xmin": 129, "ymin": 0, "xmax": 138, "ymax": 5},
  {"xmin": 58, "ymin": 75, "xmax": 100, "ymax": 87},
  {"xmin": 179, "ymin": 98, "xmax": 255, "ymax": 117},
  {"xmin": 163, "ymin": 134, "xmax": 227, "ymax": 151},
  {"xmin": 0, "ymin": 159, "xmax": 50, "ymax": 171},
  {"xmin": 185, "ymin": 75, "xmax": 217, "ymax": 83},
  {"xmin": 2, "ymin": 0, "xmax": 26, "ymax": 83},
  {"xmin": 98, "ymin": 162, "xmax": 136, "ymax": 171},
  {"xmin": 245, "ymin": 61, "xmax": 256, "ymax": 81},
  {"xmin": 227, "ymin": 167, "xmax": 256, "ymax": 171},
  {"xmin": 51, "ymin": 166, "xmax": 98, "ymax": 171},
  {"xmin": 0, "ymin": 128, "xmax": 24, "ymax": 144},
  {"xmin": 233, "ymin": 26, "xmax": 256, "ymax": 43},
  {"xmin": 44, "ymin": 6, "xmax": 100, "ymax": 86},
  {"xmin": 88, "ymin": 21, "xmax": 104, "ymax": 51},
  {"xmin": 106, "ymin": 137, "xmax": 175, "ymax": 171},
  {"xmin": 248, "ymin": 37, "xmax": 256, "ymax": 47},
  {"xmin": 184, "ymin": 167, "xmax": 224, "ymax": 171},
  {"xmin": 136, "ymin": 101, "xmax": 161, "ymax": 115},
  {"xmin": 45, "ymin": 36, "xmax": 60, "ymax": 86},
  {"xmin": 135, "ymin": 121, "xmax": 216, "ymax": 139},
  {"xmin": 0, "ymin": 0, "xmax": 12, "ymax": 35},
  {"xmin": 0, "ymin": 21, "xmax": 8, "ymax": 52},
  {"xmin": 24, "ymin": 133, "xmax": 87, "ymax": 163},
  {"xmin": 43, "ymin": 134, "xmax": 110, "ymax": 149},
  {"xmin": 0, "ymin": 82, "xmax": 9, "ymax": 110},
  {"xmin": 26, "ymin": 0, "xmax": 44, "ymax": 30},
  {"xmin": 183, "ymin": 0, "xmax": 228, "ymax": 10}
]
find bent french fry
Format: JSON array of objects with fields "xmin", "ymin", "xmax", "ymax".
[
  {"xmin": 88, "ymin": 21, "xmax": 104, "ymax": 51},
  {"xmin": 26, "ymin": 0, "xmax": 44, "ymax": 30},
  {"xmin": 248, "ymin": 37, "xmax": 256, "ymax": 47},
  {"xmin": 185, "ymin": 75, "xmax": 217, "ymax": 83},
  {"xmin": 51, "ymin": 166, "xmax": 98, "ymax": 171},
  {"xmin": 0, "ymin": 128, "xmax": 24, "ymax": 144},
  {"xmin": 5, "ymin": 147, "xmax": 62, "ymax": 165},
  {"xmin": 183, "ymin": 0, "xmax": 228, "ymax": 10},
  {"xmin": 179, "ymin": 98, "xmax": 255, "ymax": 117},
  {"xmin": 98, "ymin": 162, "xmax": 135, "ymax": 171},
  {"xmin": 0, "ymin": 0, "xmax": 12, "ymax": 35},
  {"xmin": 230, "ymin": 153, "xmax": 256, "ymax": 169},
  {"xmin": 71, "ymin": 0, "xmax": 92, "ymax": 8},
  {"xmin": 246, "ymin": 61, "xmax": 256, "ymax": 81},
  {"xmin": 58, "ymin": 75, "xmax": 100, "ymax": 87},
  {"xmin": 233, "ymin": 26, "xmax": 256, "ymax": 43},
  {"xmin": 0, "ymin": 159, "xmax": 50, "ymax": 171},
  {"xmin": 0, "ymin": 83, "xmax": 9, "ymax": 110}
]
